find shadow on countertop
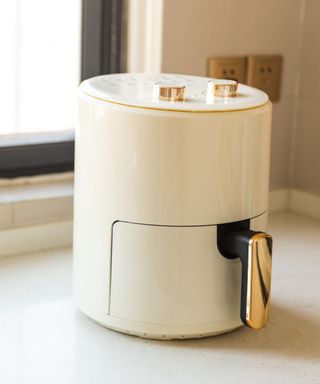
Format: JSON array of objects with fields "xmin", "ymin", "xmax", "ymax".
[
  {"xmin": 154, "ymin": 302, "xmax": 320, "ymax": 360},
  {"xmin": 75, "ymin": 301, "xmax": 320, "ymax": 362}
]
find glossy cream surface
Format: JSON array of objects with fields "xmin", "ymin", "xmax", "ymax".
[
  {"xmin": 81, "ymin": 73, "xmax": 268, "ymax": 111},
  {"xmin": 74, "ymin": 78, "xmax": 272, "ymax": 337}
]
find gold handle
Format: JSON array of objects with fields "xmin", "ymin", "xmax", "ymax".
[
  {"xmin": 245, "ymin": 233, "xmax": 272, "ymax": 329},
  {"xmin": 217, "ymin": 226, "xmax": 273, "ymax": 330}
]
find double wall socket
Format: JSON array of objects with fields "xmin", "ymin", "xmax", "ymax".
[
  {"xmin": 207, "ymin": 55, "xmax": 282, "ymax": 101},
  {"xmin": 246, "ymin": 55, "xmax": 282, "ymax": 102},
  {"xmin": 207, "ymin": 57, "xmax": 246, "ymax": 84}
]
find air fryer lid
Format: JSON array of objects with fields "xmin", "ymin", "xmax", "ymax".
[{"xmin": 81, "ymin": 73, "xmax": 269, "ymax": 112}]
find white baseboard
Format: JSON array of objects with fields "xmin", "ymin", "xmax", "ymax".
[
  {"xmin": 270, "ymin": 188, "xmax": 320, "ymax": 220},
  {"xmin": 289, "ymin": 189, "xmax": 320, "ymax": 221},
  {"xmin": 269, "ymin": 189, "xmax": 289, "ymax": 212}
]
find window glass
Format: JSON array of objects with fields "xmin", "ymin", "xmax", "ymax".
[{"xmin": 0, "ymin": 0, "xmax": 81, "ymax": 135}]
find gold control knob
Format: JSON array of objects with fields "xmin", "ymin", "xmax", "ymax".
[
  {"xmin": 207, "ymin": 79, "xmax": 238, "ymax": 98},
  {"xmin": 153, "ymin": 83, "xmax": 185, "ymax": 102}
]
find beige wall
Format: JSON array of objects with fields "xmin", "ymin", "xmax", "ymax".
[
  {"xmin": 292, "ymin": 0, "xmax": 320, "ymax": 195},
  {"xmin": 161, "ymin": 0, "xmax": 303, "ymax": 191}
]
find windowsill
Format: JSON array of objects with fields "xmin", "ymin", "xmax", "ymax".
[
  {"xmin": 0, "ymin": 130, "xmax": 75, "ymax": 147},
  {"xmin": 0, "ymin": 172, "xmax": 74, "ymax": 257},
  {"xmin": 0, "ymin": 172, "xmax": 73, "ymax": 230}
]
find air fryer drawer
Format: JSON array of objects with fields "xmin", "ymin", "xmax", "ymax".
[{"xmin": 110, "ymin": 222, "xmax": 241, "ymax": 325}]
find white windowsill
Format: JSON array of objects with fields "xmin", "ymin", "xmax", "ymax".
[
  {"xmin": 0, "ymin": 130, "xmax": 74, "ymax": 147},
  {"xmin": 0, "ymin": 172, "xmax": 74, "ymax": 257}
]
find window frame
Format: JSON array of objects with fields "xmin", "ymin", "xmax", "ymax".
[{"xmin": 0, "ymin": 0, "xmax": 126, "ymax": 178}]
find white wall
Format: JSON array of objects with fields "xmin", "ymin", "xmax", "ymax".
[
  {"xmin": 291, "ymin": 0, "xmax": 320, "ymax": 195},
  {"xmin": 127, "ymin": 0, "xmax": 320, "ymax": 199},
  {"xmin": 161, "ymin": 0, "xmax": 303, "ymax": 191}
]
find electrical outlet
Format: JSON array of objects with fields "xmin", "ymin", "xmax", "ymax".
[
  {"xmin": 246, "ymin": 55, "xmax": 282, "ymax": 101},
  {"xmin": 207, "ymin": 57, "xmax": 246, "ymax": 83}
]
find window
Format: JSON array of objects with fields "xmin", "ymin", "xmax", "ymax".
[{"xmin": 0, "ymin": 0, "xmax": 126, "ymax": 177}]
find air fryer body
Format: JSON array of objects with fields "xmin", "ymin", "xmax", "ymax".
[{"xmin": 73, "ymin": 74, "xmax": 272, "ymax": 339}]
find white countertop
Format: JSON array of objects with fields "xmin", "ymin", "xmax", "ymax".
[{"xmin": 0, "ymin": 212, "xmax": 319, "ymax": 384}]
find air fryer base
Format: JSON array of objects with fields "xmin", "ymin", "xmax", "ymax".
[{"xmin": 78, "ymin": 304, "xmax": 243, "ymax": 340}]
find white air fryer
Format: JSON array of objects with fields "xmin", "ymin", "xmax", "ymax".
[{"xmin": 73, "ymin": 73, "xmax": 273, "ymax": 339}]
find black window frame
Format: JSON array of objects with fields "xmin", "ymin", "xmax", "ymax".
[{"xmin": 0, "ymin": 0, "xmax": 126, "ymax": 178}]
